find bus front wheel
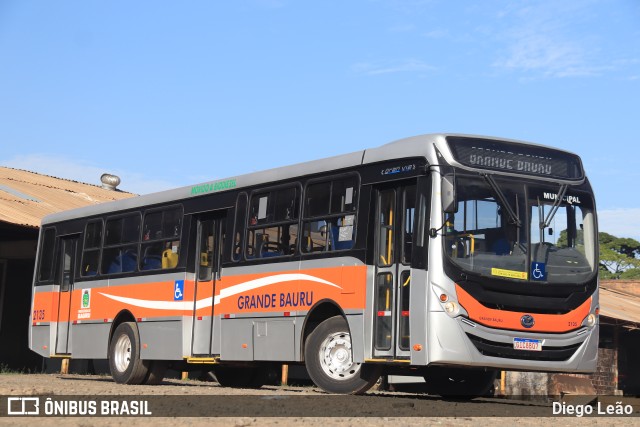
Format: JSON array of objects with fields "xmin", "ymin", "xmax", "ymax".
[
  {"xmin": 108, "ymin": 322, "xmax": 151, "ymax": 385},
  {"xmin": 305, "ymin": 315, "xmax": 380, "ymax": 394}
]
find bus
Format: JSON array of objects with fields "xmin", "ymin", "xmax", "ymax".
[{"xmin": 29, "ymin": 134, "xmax": 599, "ymax": 395}]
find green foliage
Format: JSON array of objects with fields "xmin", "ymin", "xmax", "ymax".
[
  {"xmin": 599, "ymin": 232, "xmax": 640, "ymax": 279},
  {"xmin": 0, "ymin": 363, "xmax": 23, "ymax": 374}
]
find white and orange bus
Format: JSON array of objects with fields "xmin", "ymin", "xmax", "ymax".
[{"xmin": 29, "ymin": 134, "xmax": 599, "ymax": 395}]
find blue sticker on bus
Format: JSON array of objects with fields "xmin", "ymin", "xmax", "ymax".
[
  {"xmin": 174, "ymin": 280, "xmax": 184, "ymax": 301},
  {"xmin": 531, "ymin": 262, "xmax": 546, "ymax": 281}
]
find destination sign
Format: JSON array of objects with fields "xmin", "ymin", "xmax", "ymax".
[{"xmin": 446, "ymin": 137, "xmax": 584, "ymax": 180}]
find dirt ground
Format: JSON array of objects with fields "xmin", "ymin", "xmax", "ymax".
[{"xmin": 0, "ymin": 374, "xmax": 637, "ymax": 426}]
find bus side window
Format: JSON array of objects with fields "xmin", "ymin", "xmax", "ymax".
[
  {"xmin": 140, "ymin": 206, "xmax": 183, "ymax": 271},
  {"xmin": 81, "ymin": 219, "xmax": 103, "ymax": 276},
  {"xmin": 302, "ymin": 175, "xmax": 358, "ymax": 254},
  {"xmin": 37, "ymin": 227, "xmax": 57, "ymax": 283},
  {"xmin": 101, "ymin": 214, "xmax": 140, "ymax": 275},
  {"xmin": 232, "ymin": 193, "xmax": 248, "ymax": 261},
  {"xmin": 246, "ymin": 187, "xmax": 299, "ymax": 259}
]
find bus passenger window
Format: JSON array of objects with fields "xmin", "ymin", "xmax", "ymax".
[
  {"xmin": 37, "ymin": 228, "xmax": 56, "ymax": 282},
  {"xmin": 101, "ymin": 214, "xmax": 140, "ymax": 275},
  {"xmin": 246, "ymin": 187, "xmax": 299, "ymax": 259},
  {"xmin": 301, "ymin": 176, "xmax": 359, "ymax": 254},
  {"xmin": 140, "ymin": 206, "xmax": 183, "ymax": 271},
  {"xmin": 82, "ymin": 220, "xmax": 103, "ymax": 276},
  {"xmin": 232, "ymin": 193, "xmax": 248, "ymax": 261}
]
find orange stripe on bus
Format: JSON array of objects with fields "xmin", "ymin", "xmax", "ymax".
[
  {"xmin": 30, "ymin": 265, "xmax": 367, "ymax": 323},
  {"xmin": 455, "ymin": 284, "xmax": 591, "ymax": 333}
]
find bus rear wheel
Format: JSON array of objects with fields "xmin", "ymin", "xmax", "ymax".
[
  {"xmin": 305, "ymin": 316, "xmax": 380, "ymax": 394},
  {"xmin": 108, "ymin": 322, "xmax": 151, "ymax": 385}
]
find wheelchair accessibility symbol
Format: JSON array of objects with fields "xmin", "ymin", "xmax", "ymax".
[
  {"xmin": 531, "ymin": 262, "xmax": 546, "ymax": 281},
  {"xmin": 174, "ymin": 280, "xmax": 184, "ymax": 301}
]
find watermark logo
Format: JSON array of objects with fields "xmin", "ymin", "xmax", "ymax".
[{"xmin": 7, "ymin": 397, "xmax": 40, "ymax": 415}]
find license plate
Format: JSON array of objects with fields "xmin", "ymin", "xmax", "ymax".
[{"xmin": 513, "ymin": 338, "xmax": 542, "ymax": 351}]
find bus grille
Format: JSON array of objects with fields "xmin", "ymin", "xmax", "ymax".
[{"xmin": 466, "ymin": 333, "xmax": 582, "ymax": 362}]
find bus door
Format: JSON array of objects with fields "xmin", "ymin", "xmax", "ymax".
[
  {"xmin": 191, "ymin": 214, "xmax": 226, "ymax": 356},
  {"xmin": 373, "ymin": 182, "xmax": 416, "ymax": 359},
  {"xmin": 55, "ymin": 235, "xmax": 79, "ymax": 354}
]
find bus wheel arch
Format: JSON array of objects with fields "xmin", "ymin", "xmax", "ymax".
[
  {"xmin": 109, "ymin": 310, "xmax": 136, "ymax": 342},
  {"xmin": 301, "ymin": 299, "xmax": 345, "ymax": 359},
  {"xmin": 303, "ymin": 309, "xmax": 380, "ymax": 394}
]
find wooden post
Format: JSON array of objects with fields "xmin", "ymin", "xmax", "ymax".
[
  {"xmin": 613, "ymin": 326, "xmax": 619, "ymax": 393},
  {"xmin": 281, "ymin": 364, "xmax": 289, "ymax": 386},
  {"xmin": 181, "ymin": 371, "xmax": 189, "ymax": 380},
  {"xmin": 61, "ymin": 359, "xmax": 69, "ymax": 375}
]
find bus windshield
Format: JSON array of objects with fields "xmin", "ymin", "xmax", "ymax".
[{"xmin": 444, "ymin": 173, "xmax": 597, "ymax": 284}]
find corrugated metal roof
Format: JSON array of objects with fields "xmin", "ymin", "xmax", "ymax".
[
  {"xmin": 0, "ymin": 167, "xmax": 135, "ymax": 228},
  {"xmin": 599, "ymin": 281, "xmax": 640, "ymax": 325}
]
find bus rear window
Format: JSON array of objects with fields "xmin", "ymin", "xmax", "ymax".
[{"xmin": 38, "ymin": 228, "xmax": 56, "ymax": 282}]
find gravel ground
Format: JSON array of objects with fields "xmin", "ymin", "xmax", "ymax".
[{"xmin": 0, "ymin": 374, "xmax": 637, "ymax": 426}]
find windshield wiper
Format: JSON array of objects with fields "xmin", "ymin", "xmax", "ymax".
[
  {"xmin": 542, "ymin": 184, "xmax": 568, "ymax": 229},
  {"xmin": 482, "ymin": 173, "xmax": 522, "ymax": 227}
]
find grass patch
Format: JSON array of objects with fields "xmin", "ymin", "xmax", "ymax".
[{"xmin": 0, "ymin": 363, "xmax": 32, "ymax": 374}]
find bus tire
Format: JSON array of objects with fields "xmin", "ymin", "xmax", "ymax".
[
  {"xmin": 108, "ymin": 322, "xmax": 150, "ymax": 385},
  {"xmin": 144, "ymin": 361, "xmax": 168, "ymax": 385},
  {"xmin": 424, "ymin": 367, "xmax": 497, "ymax": 399},
  {"xmin": 213, "ymin": 365, "xmax": 265, "ymax": 389},
  {"xmin": 305, "ymin": 315, "xmax": 380, "ymax": 394}
]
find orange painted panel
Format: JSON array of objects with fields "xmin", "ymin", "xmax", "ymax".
[
  {"xmin": 455, "ymin": 284, "xmax": 592, "ymax": 333},
  {"xmin": 32, "ymin": 291, "xmax": 55, "ymax": 323},
  {"xmin": 30, "ymin": 265, "xmax": 368, "ymax": 323}
]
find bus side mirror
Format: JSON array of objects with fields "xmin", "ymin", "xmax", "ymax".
[{"xmin": 441, "ymin": 174, "xmax": 457, "ymax": 214}]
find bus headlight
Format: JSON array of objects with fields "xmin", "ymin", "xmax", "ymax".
[
  {"xmin": 444, "ymin": 301, "xmax": 457, "ymax": 314},
  {"xmin": 586, "ymin": 313, "xmax": 597, "ymax": 327}
]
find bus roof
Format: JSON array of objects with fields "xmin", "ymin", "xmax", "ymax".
[{"xmin": 41, "ymin": 133, "xmax": 580, "ymax": 225}]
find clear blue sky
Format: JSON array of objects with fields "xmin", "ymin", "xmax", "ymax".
[{"xmin": 1, "ymin": 1, "xmax": 639, "ymax": 239}]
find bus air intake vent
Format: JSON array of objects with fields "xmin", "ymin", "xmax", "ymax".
[{"xmin": 466, "ymin": 333, "xmax": 581, "ymax": 362}]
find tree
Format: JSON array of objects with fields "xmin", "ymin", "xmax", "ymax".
[{"xmin": 599, "ymin": 232, "xmax": 640, "ymax": 279}]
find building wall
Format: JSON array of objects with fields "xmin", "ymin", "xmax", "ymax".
[
  {"xmin": 590, "ymin": 347, "xmax": 618, "ymax": 394},
  {"xmin": 0, "ymin": 258, "xmax": 42, "ymax": 371},
  {"xmin": 503, "ymin": 371, "xmax": 549, "ymax": 397}
]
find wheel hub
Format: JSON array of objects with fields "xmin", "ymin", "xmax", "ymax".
[
  {"xmin": 319, "ymin": 332, "xmax": 361, "ymax": 380},
  {"xmin": 114, "ymin": 334, "xmax": 132, "ymax": 373}
]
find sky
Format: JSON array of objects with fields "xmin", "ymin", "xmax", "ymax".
[{"xmin": 1, "ymin": 1, "xmax": 639, "ymax": 240}]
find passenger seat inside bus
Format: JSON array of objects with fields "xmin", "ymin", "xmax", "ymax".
[
  {"xmin": 107, "ymin": 249, "xmax": 138, "ymax": 274},
  {"xmin": 141, "ymin": 246, "xmax": 162, "ymax": 270},
  {"xmin": 330, "ymin": 222, "xmax": 353, "ymax": 251},
  {"xmin": 162, "ymin": 248, "xmax": 178, "ymax": 268}
]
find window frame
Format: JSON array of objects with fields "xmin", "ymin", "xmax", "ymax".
[
  {"xmin": 100, "ymin": 212, "xmax": 142, "ymax": 275},
  {"xmin": 245, "ymin": 183, "xmax": 302, "ymax": 260},
  {"xmin": 37, "ymin": 227, "xmax": 57, "ymax": 284},
  {"xmin": 231, "ymin": 192, "xmax": 248, "ymax": 262},
  {"xmin": 301, "ymin": 172, "xmax": 360, "ymax": 255},
  {"xmin": 140, "ymin": 204, "xmax": 184, "ymax": 272},
  {"xmin": 80, "ymin": 218, "xmax": 104, "ymax": 277}
]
